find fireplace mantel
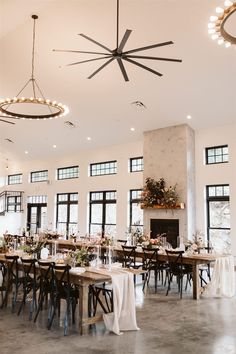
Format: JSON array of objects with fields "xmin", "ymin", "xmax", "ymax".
[{"xmin": 140, "ymin": 203, "xmax": 185, "ymax": 210}]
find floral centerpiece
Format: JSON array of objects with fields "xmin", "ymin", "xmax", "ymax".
[
  {"xmin": 140, "ymin": 177, "xmax": 179, "ymax": 208},
  {"xmin": 141, "ymin": 234, "xmax": 165, "ymax": 249},
  {"xmin": 68, "ymin": 246, "xmax": 93, "ymax": 267},
  {"xmin": 186, "ymin": 231, "xmax": 205, "ymax": 253}
]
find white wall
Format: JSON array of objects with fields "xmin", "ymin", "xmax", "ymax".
[
  {"xmin": 0, "ymin": 140, "xmax": 143, "ymax": 238},
  {"xmin": 195, "ymin": 123, "xmax": 236, "ymax": 256}
]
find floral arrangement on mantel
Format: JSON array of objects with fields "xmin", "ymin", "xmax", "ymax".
[{"xmin": 140, "ymin": 177, "xmax": 180, "ymax": 208}]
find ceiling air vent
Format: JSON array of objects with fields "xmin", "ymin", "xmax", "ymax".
[
  {"xmin": 131, "ymin": 101, "xmax": 147, "ymax": 109},
  {"xmin": 5, "ymin": 138, "xmax": 14, "ymax": 143},
  {"xmin": 64, "ymin": 121, "xmax": 76, "ymax": 129}
]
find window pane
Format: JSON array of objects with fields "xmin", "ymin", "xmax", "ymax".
[
  {"xmin": 132, "ymin": 203, "xmax": 143, "ymax": 226},
  {"xmin": 209, "ymin": 201, "xmax": 230, "ymax": 228},
  {"xmin": 90, "ymin": 224, "xmax": 102, "ymax": 235},
  {"xmin": 41, "ymin": 207, "xmax": 47, "ymax": 231},
  {"xmin": 57, "ymin": 223, "xmax": 67, "ymax": 236},
  {"xmin": 91, "ymin": 204, "xmax": 103, "ymax": 223},
  {"xmin": 209, "ymin": 229, "xmax": 231, "ymax": 254},
  {"xmin": 69, "ymin": 204, "xmax": 78, "ymax": 223},
  {"xmin": 105, "ymin": 225, "xmax": 116, "ymax": 235},
  {"xmin": 58, "ymin": 205, "xmax": 67, "ymax": 222},
  {"xmin": 58, "ymin": 166, "xmax": 79, "ymax": 180},
  {"xmin": 105, "ymin": 204, "xmax": 116, "ymax": 224}
]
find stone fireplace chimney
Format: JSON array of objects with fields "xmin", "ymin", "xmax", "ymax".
[{"xmin": 143, "ymin": 124, "xmax": 195, "ymax": 243}]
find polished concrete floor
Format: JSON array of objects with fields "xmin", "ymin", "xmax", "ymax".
[{"xmin": 1, "ymin": 277, "xmax": 236, "ymax": 354}]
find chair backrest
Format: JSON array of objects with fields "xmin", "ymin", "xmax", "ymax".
[
  {"xmin": 142, "ymin": 247, "xmax": 159, "ymax": 270},
  {"xmin": 165, "ymin": 250, "xmax": 184, "ymax": 274},
  {"xmin": 117, "ymin": 239, "xmax": 127, "ymax": 246},
  {"xmin": 5, "ymin": 255, "xmax": 20, "ymax": 281},
  {"xmin": 121, "ymin": 245, "xmax": 137, "ymax": 268},
  {"xmin": 20, "ymin": 258, "xmax": 37, "ymax": 285},
  {"xmin": 37, "ymin": 260, "xmax": 54, "ymax": 290},
  {"xmin": 52, "ymin": 264, "xmax": 72, "ymax": 298}
]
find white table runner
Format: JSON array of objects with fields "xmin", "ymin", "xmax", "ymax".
[{"xmin": 88, "ymin": 267, "xmax": 140, "ymax": 335}]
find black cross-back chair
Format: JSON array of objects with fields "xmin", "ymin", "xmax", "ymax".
[
  {"xmin": 17, "ymin": 258, "xmax": 39, "ymax": 320},
  {"xmin": 1, "ymin": 255, "xmax": 24, "ymax": 311},
  {"xmin": 142, "ymin": 247, "xmax": 166, "ymax": 292},
  {"xmin": 165, "ymin": 250, "xmax": 192, "ymax": 299},
  {"xmin": 47, "ymin": 264, "xmax": 79, "ymax": 335},
  {"xmin": 0, "ymin": 262, "xmax": 7, "ymax": 307},
  {"xmin": 34, "ymin": 260, "xmax": 54, "ymax": 323}
]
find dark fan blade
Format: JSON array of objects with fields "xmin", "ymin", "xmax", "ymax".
[
  {"xmin": 88, "ymin": 57, "xmax": 115, "ymax": 79},
  {"xmin": 53, "ymin": 49, "xmax": 110, "ymax": 56},
  {"xmin": 79, "ymin": 33, "xmax": 113, "ymax": 53},
  {"xmin": 0, "ymin": 118, "xmax": 15, "ymax": 125},
  {"xmin": 123, "ymin": 57, "xmax": 162, "ymax": 77},
  {"xmin": 123, "ymin": 41, "xmax": 173, "ymax": 55},
  {"xmin": 116, "ymin": 58, "xmax": 129, "ymax": 81},
  {"xmin": 66, "ymin": 55, "xmax": 112, "ymax": 66},
  {"xmin": 117, "ymin": 29, "xmax": 132, "ymax": 53},
  {"xmin": 126, "ymin": 55, "xmax": 182, "ymax": 63}
]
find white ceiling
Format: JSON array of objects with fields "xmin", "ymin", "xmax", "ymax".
[{"xmin": 0, "ymin": 0, "xmax": 236, "ymax": 168}]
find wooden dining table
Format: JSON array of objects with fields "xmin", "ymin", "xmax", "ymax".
[{"xmin": 46, "ymin": 239, "xmax": 218, "ymax": 300}]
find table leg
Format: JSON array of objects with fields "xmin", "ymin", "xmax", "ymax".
[
  {"xmin": 78, "ymin": 283, "xmax": 89, "ymax": 335},
  {"xmin": 192, "ymin": 264, "xmax": 200, "ymax": 300}
]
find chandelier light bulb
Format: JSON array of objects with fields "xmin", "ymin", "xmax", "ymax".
[
  {"xmin": 216, "ymin": 7, "xmax": 224, "ymax": 13},
  {"xmin": 225, "ymin": 41, "xmax": 231, "ymax": 47},
  {"xmin": 208, "ymin": 29, "xmax": 216, "ymax": 34},
  {"xmin": 210, "ymin": 15, "xmax": 218, "ymax": 22},
  {"xmin": 218, "ymin": 38, "xmax": 224, "ymax": 45},
  {"xmin": 224, "ymin": 0, "xmax": 233, "ymax": 6},
  {"xmin": 208, "ymin": 23, "xmax": 215, "ymax": 29},
  {"xmin": 211, "ymin": 34, "xmax": 218, "ymax": 41}
]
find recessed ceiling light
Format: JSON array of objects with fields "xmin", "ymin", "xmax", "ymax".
[
  {"xmin": 25, "ymin": 150, "xmax": 29, "ymax": 154},
  {"xmin": 87, "ymin": 137, "xmax": 91, "ymax": 141},
  {"xmin": 187, "ymin": 115, "xmax": 192, "ymax": 120},
  {"xmin": 130, "ymin": 127, "xmax": 135, "ymax": 131},
  {"xmin": 53, "ymin": 144, "xmax": 57, "ymax": 148}
]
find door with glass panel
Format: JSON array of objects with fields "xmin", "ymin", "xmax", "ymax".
[
  {"xmin": 27, "ymin": 195, "xmax": 48, "ymax": 234},
  {"xmin": 27, "ymin": 204, "xmax": 47, "ymax": 234}
]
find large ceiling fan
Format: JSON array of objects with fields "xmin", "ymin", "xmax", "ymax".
[{"xmin": 54, "ymin": 0, "xmax": 182, "ymax": 81}]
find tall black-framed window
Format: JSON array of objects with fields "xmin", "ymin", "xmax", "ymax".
[
  {"xmin": 130, "ymin": 189, "xmax": 143, "ymax": 231},
  {"xmin": 8, "ymin": 173, "xmax": 22, "ymax": 185},
  {"xmin": 7, "ymin": 195, "xmax": 22, "ymax": 212},
  {"xmin": 205, "ymin": 145, "xmax": 228, "ymax": 165},
  {"xmin": 206, "ymin": 184, "xmax": 230, "ymax": 252},
  {"xmin": 57, "ymin": 166, "xmax": 79, "ymax": 180},
  {"xmin": 90, "ymin": 161, "xmax": 117, "ymax": 176},
  {"xmin": 130, "ymin": 157, "xmax": 143, "ymax": 172},
  {"xmin": 30, "ymin": 170, "xmax": 48, "ymax": 183},
  {"xmin": 56, "ymin": 193, "xmax": 78, "ymax": 238},
  {"xmin": 89, "ymin": 191, "xmax": 116, "ymax": 235}
]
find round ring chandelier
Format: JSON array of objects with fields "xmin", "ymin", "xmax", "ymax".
[
  {"xmin": 208, "ymin": 1, "xmax": 236, "ymax": 47},
  {"xmin": 0, "ymin": 15, "xmax": 69, "ymax": 121}
]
